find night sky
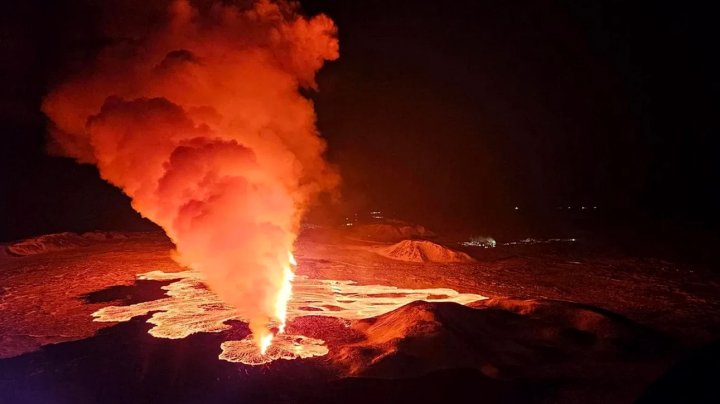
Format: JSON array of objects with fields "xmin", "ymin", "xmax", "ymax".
[{"xmin": 1, "ymin": 0, "xmax": 718, "ymax": 241}]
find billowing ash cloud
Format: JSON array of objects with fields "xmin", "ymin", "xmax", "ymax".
[{"xmin": 42, "ymin": 0, "xmax": 339, "ymax": 345}]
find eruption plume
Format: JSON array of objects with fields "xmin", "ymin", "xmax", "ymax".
[{"xmin": 42, "ymin": 0, "xmax": 339, "ymax": 350}]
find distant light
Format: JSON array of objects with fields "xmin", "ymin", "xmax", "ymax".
[
  {"xmin": 567, "ymin": 206, "xmax": 572, "ymax": 210},
  {"xmin": 581, "ymin": 206, "xmax": 586, "ymax": 210},
  {"xmin": 502, "ymin": 237, "xmax": 575, "ymax": 246},
  {"xmin": 461, "ymin": 236, "xmax": 496, "ymax": 248},
  {"xmin": 593, "ymin": 206, "xmax": 597, "ymax": 209},
  {"xmin": 513, "ymin": 206, "xmax": 519, "ymax": 211}
]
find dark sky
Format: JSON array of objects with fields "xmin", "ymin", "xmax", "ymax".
[{"xmin": 1, "ymin": 0, "xmax": 718, "ymax": 241}]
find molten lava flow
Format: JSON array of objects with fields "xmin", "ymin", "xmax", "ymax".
[
  {"xmin": 221, "ymin": 334, "xmax": 328, "ymax": 366},
  {"xmin": 92, "ymin": 267, "xmax": 487, "ymax": 365},
  {"xmin": 42, "ymin": 0, "xmax": 338, "ymax": 351}
]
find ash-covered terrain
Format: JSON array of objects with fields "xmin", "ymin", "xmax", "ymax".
[{"xmin": 1, "ymin": 226, "xmax": 719, "ymax": 403}]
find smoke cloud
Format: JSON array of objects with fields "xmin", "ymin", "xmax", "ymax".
[{"xmin": 42, "ymin": 0, "xmax": 338, "ymax": 345}]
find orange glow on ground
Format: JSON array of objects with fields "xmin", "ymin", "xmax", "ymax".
[
  {"xmin": 220, "ymin": 334, "xmax": 329, "ymax": 366},
  {"xmin": 92, "ymin": 269, "xmax": 485, "ymax": 365}
]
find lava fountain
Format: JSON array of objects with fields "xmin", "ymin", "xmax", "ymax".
[
  {"xmin": 258, "ymin": 251, "xmax": 296, "ymax": 354},
  {"xmin": 42, "ymin": 0, "xmax": 338, "ymax": 351},
  {"xmin": 92, "ymin": 268, "xmax": 486, "ymax": 365}
]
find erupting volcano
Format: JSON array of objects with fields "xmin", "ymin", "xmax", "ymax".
[
  {"xmin": 41, "ymin": 0, "xmax": 338, "ymax": 352},
  {"xmin": 3, "ymin": 0, "xmax": 719, "ymax": 403}
]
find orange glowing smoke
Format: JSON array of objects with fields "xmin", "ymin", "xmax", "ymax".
[{"xmin": 42, "ymin": 0, "xmax": 338, "ymax": 350}]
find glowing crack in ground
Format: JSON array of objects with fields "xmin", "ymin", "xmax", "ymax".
[{"xmin": 92, "ymin": 270, "xmax": 486, "ymax": 365}]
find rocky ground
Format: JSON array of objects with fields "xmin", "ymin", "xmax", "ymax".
[{"xmin": 0, "ymin": 227, "xmax": 718, "ymax": 403}]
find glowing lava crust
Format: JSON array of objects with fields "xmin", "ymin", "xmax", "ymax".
[{"xmin": 92, "ymin": 269, "xmax": 485, "ymax": 365}]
